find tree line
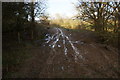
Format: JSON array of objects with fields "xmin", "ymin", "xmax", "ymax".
[
  {"xmin": 2, "ymin": 1, "xmax": 47, "ymax": 43},
  {"xmin": 76, "ymin": 1, "xmax": 120, "ymax": 32},
  {"xmin": 75, "ymin": 1, "xmax": 120, "ymax": 47}
]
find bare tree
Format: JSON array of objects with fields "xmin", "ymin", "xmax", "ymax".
[
  {"xmin": 76, "ymin": 1, "xmax": 120, "ymax": 31},
  {"xmin": 25, "ymin": 0, "xmax": 47, "ymax": 40}
]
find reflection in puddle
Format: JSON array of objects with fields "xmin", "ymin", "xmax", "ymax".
[
  {"xmin": 71, "ymin": 41, "xmax": 85, "ymax": 45},
  {"xmin": 61, "ymin": 66, "xmax": 64, "ymax": 71},
  {"xmin": 80, "ymin": 41, "xmax": 84, "ymax": 45},
  {"xmin": 45, "ymin": 34, "xmax": 50, "ymax": 37},
  {"xmin": 58, "ymin": 45, "xmax": 61, "ymax": 48},
  {"xmin": 49, "ymin": 45, "xmax": 51, "ymax": 47},
  {"xmin": 65, "ymin": 36, "xmax": 84, "ymax": 61},
  {"xmin": 44, "ymin": 28, "xmax": 85, "ymax": 62},
  {"xmin": 72, "ymin": 41, "xmax": 80, "ymax": 43},
  {"xmin": 89, "ymin": 44, "xmax": 97, "ymax": 48}
]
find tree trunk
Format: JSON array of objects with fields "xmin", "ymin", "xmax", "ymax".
[
  {"xmin": 94, "ymin": 19, "xmax": 103, "ymax": 32},
  {"xmin": 18, "ymin": 32, "xmax": 20, "ymax": 43},
  {"xmin": 31, "ymin": 2, "xmax": 35, "ymax": 23},
  {"xmin": 118, "ymin": 6, "xmax": 120, "ymax": 32},
  {"xmin": 30, "ymin": 2, "xmax": 35, "ymax": 40},
  {"xmin": 114, "ymin": 17, "xmax": 117, "ymax": 32}
]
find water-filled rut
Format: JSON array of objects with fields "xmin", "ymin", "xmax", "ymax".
[{"xmin": 11, "ymin": 27, "xmax": 119, "ymax": 78}]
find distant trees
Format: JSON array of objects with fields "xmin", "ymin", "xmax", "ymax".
[
  {"xmin": 76, "ymin": 1, "xmax": 120, "ymax": 32},
  {"xmin": 50, "ymin": 17, "xmax": 80, "ymax": 29}
]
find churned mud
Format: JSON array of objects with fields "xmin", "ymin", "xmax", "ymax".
[{"xmin": 11, "ymin": 27, "xmax": 119, "ymax": 78}]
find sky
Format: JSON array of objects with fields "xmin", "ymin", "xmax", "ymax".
[{"xmin": 47, "ymin": 0, "xmax": 78, "ymax": 19}]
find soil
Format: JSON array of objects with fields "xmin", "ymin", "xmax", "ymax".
[{"xmin": 10, "ymin": 27, "xmax": 119, "ymax": 78}]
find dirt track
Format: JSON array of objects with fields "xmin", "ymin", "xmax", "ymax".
[{"xmin": 11, "ymin": 27, "xmax": 119, "ymax": 78}]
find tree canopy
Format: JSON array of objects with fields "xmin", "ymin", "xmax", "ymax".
[{"xmin": 76, "ymin": 1, "xmax": 120, "ymax": 32}]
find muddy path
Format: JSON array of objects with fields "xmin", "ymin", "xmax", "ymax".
[{"xmin": 11, "ymin": 27, "xmax": 119, "ymax": 78}]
